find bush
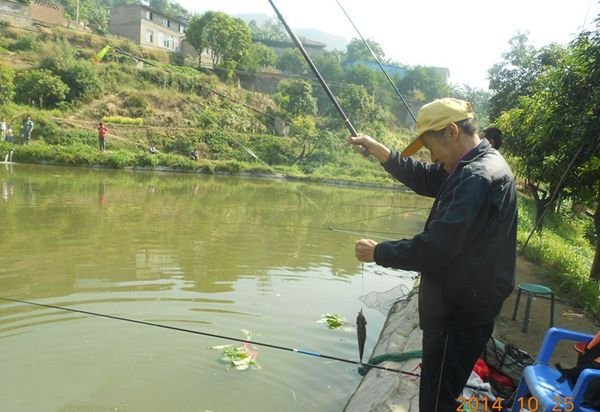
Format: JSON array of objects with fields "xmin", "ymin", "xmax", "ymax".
[
  {"xmin": 0, "ymin": 63, "xmax": 15, "ymax": 104},
  {"xmin": 44, "ymin": 128, "xmax": 97, "ymax": 146},
  {"xmin": 14, "ymin": 69, "xmax": 69, "ymax": 108},
  {"xmin": 9, "ymin": 35, "xmax": 38, "ymax": 51},
  {"xmin": 102, "ymin": 116, "xmax": 143, "ymax": 125}
]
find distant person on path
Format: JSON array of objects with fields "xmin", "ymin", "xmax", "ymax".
[
  {"xmin": 97, "ymin": 122, "xmax": 108, "ymax": 151},
  {"xmin": 481, "ymin": 127, "xmax": 503, "ymax": 150},
  {"xmin": 5, "ymin": 125, "xmax": 14, "ymax": 143},
  {"xmin": 21, "ymin": 115, "xmax": 34, "ymax": 144},
  {"xmin": 348, "ymin": 98, "xmax": 517, "ymax": 412},
  {"xmin": 0, "ymin": 118, "xmax": 6, "ymax": 140}
]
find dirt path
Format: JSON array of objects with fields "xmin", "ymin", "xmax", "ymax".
[{"xmin": 493, "ymin": 256, "xmax": 599, "ymax": 367}]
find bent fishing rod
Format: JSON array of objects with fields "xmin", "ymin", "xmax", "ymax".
[
  {"xmin": 335, "ymin": 0, "xmax": 416, "ymax": 124},
  {"xmin": 267, "ymin": 0, "xmax": 368, "ymax": 156},
  {"xmin": 0, "ymin": 296, "xmax": 415, "ymax": 377}
]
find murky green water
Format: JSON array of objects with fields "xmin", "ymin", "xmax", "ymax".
[{"xmin": 0, "ymin": 163, "xmax": 430, "ymax": 412}]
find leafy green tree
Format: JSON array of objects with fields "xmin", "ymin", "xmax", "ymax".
[
  {"xmin": 344, "ymin": 38, "xmax": 384, "ymax": 63},
  {"xmin": 15, "ymin": 69, "xmax": 69, "ymax": 108},
  {"xmin": 315, "ymin": 51, "xmax": 344, "ymax": 83},
  {"xmin": 496, "ymin": 28, "xmax": 600, "ymax": 280},
  {"xmin": 344, "ymin": 63, "xmax": 377, "ymax": 90},
  {"xmin": 275, "ymin": 80, "xmax": 317, "ymax": 117},
  {"xmin": 186, "ymin": 11, "xmax": 252, "ymax": 78},
  {"xmin": 40, "ymin": 47, "xmax": 101, "ymax": 103},
  {"xmin": 488, "ymin": 33, "xmax": 566, "ymax": 120},
  {"xmin": 248, "ymin": 18, "xmax": 287, "ymax": 42},
  {"xmin": 335, "ymin": 83, "xmax": 373, "ymax": 128},
  {"xmin": 0, "ymin": 63, "xmax": 15, "ymax": 105},
  {"xmin": 276, "ymin": 49, "xmax": 308, "ymax": 75},
  {"xmin": 398, "ymin": 65, "xmax": 451, "ymax": 102},
  {"xmin": 239, "ymin": 43, "xmax": 277, "ymax": 75}
]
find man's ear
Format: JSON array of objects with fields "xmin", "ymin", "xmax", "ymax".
[{"xmin": 445, "ymin": 123, "xmax": 460, "ymax": 141}]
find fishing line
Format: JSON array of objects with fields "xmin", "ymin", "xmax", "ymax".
[
  {"xmin": 335, "ymin": 0, "xmax": 417, "ymax": 123},
  {"xmin": 0, "ymin": 296, "xmax": 418, "ymax": 377}
]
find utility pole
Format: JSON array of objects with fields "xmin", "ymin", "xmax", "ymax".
[{"xmin": 76, "ymin": 0, "xmax": 80, "ymax": 26}]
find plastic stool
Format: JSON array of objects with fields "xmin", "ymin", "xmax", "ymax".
[{"xmin": 511, "ymin": 283, "xmax": 554, "ymax": 333}]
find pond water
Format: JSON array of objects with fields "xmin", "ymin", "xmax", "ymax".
[{"xmin": 0, "ymin": 163, "xmax": 430, "ymax": 412}]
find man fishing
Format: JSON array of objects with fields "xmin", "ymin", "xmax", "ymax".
[{"xmin": 348, "ymin": 98, "xmax": 517, "ymax": 411}]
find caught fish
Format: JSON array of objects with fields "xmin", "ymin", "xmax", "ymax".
[{"xmin": 356, "ymin": 309, "xmax": 367, "ymax": 363}]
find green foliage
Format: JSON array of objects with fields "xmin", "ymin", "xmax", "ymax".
[
  {"xmin": 44, "ymin": 128, "xmax": 97, "ymax": 146},
  {"xmin": 275, "ymin": 80, "xmax": 317, "ymax": 117},
  {"xmin": 8, "ymin": 35, "xmax": 38, "ymax": 52},
  {"xmin": 0, "ymin": 63, "xmax": 15, "ymax": 105},
  {"xmin": 102, "ymin": 116, "xmax": 143, "ymax": 125},
  {"xmin": 318, "ymin": 313, "xmax": 348, "ymax": 329},
  {"xmin": 14, "ymin": 69, "xmax": 69, "ymax": 108},
  {"xmin": 344, "ymin": 38, "xmax": 385, "ymax": 63},
  {"xmin": 186, "ymin": 11, "xmax": 252, "ymax": 78},
  {"xmin": 248, "ymin": 18, "xmax": 287, "ymax": 42},
  {"xmin": 238, "ymin": 43, "xmax": 277, "ymax": 75},
  {"xmin": 495, "ymin": 25, "xmax": 600, "ymax": 278},
  {"xmin": 397, "ymin": 65, "xmax": 451, "ymax": 102},
  {"xmin": 488, "ymin": 34, "xmax": 566, "ymax": 120},
  {"xmin": 276, "ymin": 49, "xmax": 308, "ymax": 75},
  {"xmin": 39, "ymin": 45, "xmax": 101, "ymax": 102},
  {"xmin": 517, "ymin": 195, "xmax": 599, "ymax": 316},
  {"xmin": 315, "ymin": 51, "xmax": 344, "ymax": 82}
]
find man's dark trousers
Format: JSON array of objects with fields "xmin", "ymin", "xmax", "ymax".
[{"xmin": 419, "ymin": 323, "xmax": 494, "ymax": 411}]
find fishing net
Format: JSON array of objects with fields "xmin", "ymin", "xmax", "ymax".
[{"xmin": 359, "ymin": 282, "xmax": 414, "ymax": 316}]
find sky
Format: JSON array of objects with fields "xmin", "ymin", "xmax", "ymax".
[{"xmin": 177, "ymin": 0, "xmax": 600, "ymax": 89}]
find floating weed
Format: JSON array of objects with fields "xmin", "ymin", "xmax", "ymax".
[
  {"xmin": 317, "ymin": 313, "xmax": 349, "ymax": 330},
  {"xmin": 211, "ymin": 330, "xmax": 260, "ymax": 371}
]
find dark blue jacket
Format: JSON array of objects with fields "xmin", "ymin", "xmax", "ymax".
[{"xmin": 374, "ymin": 139, "xmax": 517, "ymax": 331}]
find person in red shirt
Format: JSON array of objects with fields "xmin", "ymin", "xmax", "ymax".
[{"xmin": 97, "ymin": 122, "xmax": 108, "ymax": 151}]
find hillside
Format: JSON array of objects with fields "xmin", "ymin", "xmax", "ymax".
[{"xmin": 0, "ymin": 22, "xmax": 408, "ymax": 181}]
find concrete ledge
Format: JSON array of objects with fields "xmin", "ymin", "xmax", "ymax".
[{"xmin": 344, "ymin": 289, "xmax": 422, "ymax": 412}]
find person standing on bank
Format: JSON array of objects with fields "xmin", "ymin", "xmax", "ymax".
[
  {"xmin": 347, "ymin": 98, "xmax": 517, "ymax": 412},
  {"xmin": 21, "ymin": 115, "xmax": 34, "ymax": 144},
  {"xmin": 97, "ymin": 122, "xmax": 108, "ymax": 151}
]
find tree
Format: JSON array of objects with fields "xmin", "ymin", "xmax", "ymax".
[
  {"xmin": 0, "ymin": 63, "xmax": 15, "ymax": 105},
  {"xmin": 14, "ymin": 69, "xmax": 69, "ymax": 108},
  {"xmin": 275, "ymin": 80, "xmax": 317, "ymax": 117},
  {"xmin": 335, "ymin": 83, "xmax": 373, "ymax": 128},
  {"xmin": 277, "ymin": 49, "xmax": 308, "ymax": 75},
  {"xmin": 40, "ymin": 52, "xmax": 101, "ymax": 103},
  {"xmin": 496, "ymin": 28, "xmax": 600, "ymax": 280},
  {"xmin": 487, "ymin": 33, "xmax": 565, "ymax": 120},
  {"xmin": 344, "ymin": 38, "xmax": 384, "ymax": 63},
  {"xmin": 248, "ymin": 18, "xmax": 287, "ymax": 42},
  {"xmin": 398, "ymin": 65, "xmax": 451, "ymax": 102},
  {"xmin": 185, "ymin": 11, "xmax": 252, "ymax": 78},
  {"xmin": 238, "ymin": 43, "xmax": 277, "ymax": 75},
  {"xmin": 315, "ymin": 51, "xmax": 344, "ymax": 83}
]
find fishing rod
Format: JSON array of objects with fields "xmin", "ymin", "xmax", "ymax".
[
  {"xmin": 267, "ymin": 0, "xmax": 368, "ymax": 157},
  {"xmin": 335, "ymin": 0, "xmax": 416, "ymax": 123},
  {"xmin": 0, "ymin": 296, "xmax": 416, "ymax": 377}
]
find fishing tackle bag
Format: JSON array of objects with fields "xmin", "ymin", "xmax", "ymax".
[{"xmin": 482, "ymin": 337, "xmax": 534, "ymax": 386}]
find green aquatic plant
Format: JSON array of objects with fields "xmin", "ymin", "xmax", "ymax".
[
  {"xmin": 211, "ymin": 329, "xmax": 260, "ymax": 370},
  {"xmin": 318, "ymin": 313, "xmax": 348, "ymax": 329}
]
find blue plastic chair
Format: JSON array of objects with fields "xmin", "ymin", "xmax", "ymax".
[{"xmin": 511, "ymin": 327, "xmax": 600, "ymax": 412}]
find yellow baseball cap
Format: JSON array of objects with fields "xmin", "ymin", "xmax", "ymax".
[{"xmin": 401, "ymin": 98, "xmax": 475, "ymax": 157}]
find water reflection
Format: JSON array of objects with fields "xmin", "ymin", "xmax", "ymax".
[{"xmin": 0, "ymin": 164, "xmax": 429, "ymax": 412}]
